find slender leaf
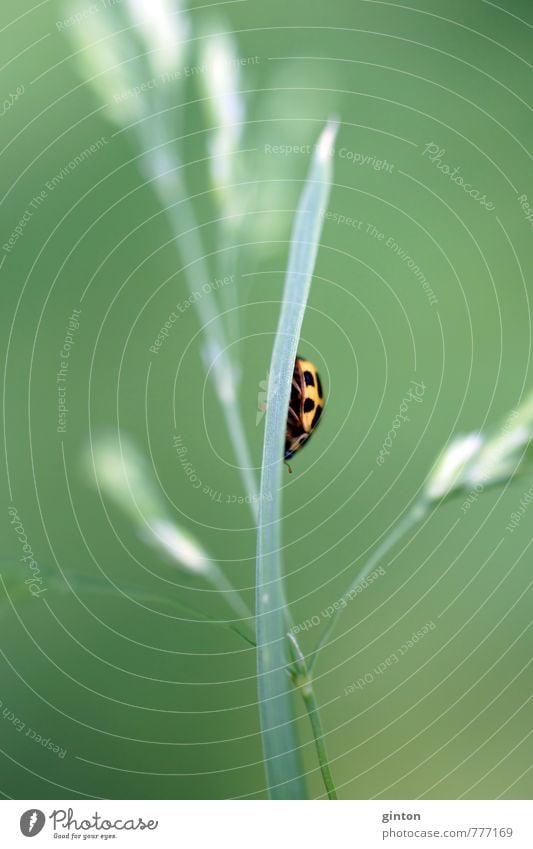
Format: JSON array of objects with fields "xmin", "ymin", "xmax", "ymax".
[
  {"xmin": 0, "ymin": 564, "xmax": 255, "ymax": 646},
  {"xmin": 256, "ymin": 119, "xmax": 338, "ymax": 799}
]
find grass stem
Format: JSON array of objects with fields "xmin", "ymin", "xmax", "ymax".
[
  {"xmin": 299, "ymin": 681, "xmax": 338, "ymax": 800},
  {"xmin": 309, "ymin": 503, "xmax": 426, "ymax": 673},
  {"xmin": 287, "ymin": 632, "xmax": 338, "ymax": 798},
  {"xmin": 256, "ymin": 119, "xmax": 338, "ymax": 799},
  {"xmin": 133, "ymin": 119, "xmax": 259, "ymax": 519}
]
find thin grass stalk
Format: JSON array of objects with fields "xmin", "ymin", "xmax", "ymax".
[
  {"xmin": 287, "ymin": 632, "xmax": 337, "ymax": 799},
  {"xmin": 216, "ymin": 231, "xmax": 242, "ymax": 352},
  {"xmin": 308, "ymin": 504, "xmax": 425, "ymax": 673},
  {"xmin": 309, "ymin": 393, "xmax": 533, "ymax": 671},
  {"xmin": 256, "ymin": 119, "xmax": 338, "ymax": 799},
  {"xmin": 65, "ymin": 574, "xmax": 255, "ymax": 645},
  {"xmin": 87, "ymin": 433, "xmax": 254, "ymax": 629},
  {"xmin": 299, "ymin": 683, "xmax": 338, "ymax": 799}
]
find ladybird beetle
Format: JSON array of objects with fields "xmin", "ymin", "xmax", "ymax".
[{"xmin": 284, "ymin": 356, "xmax": 325, "ymax": 472}]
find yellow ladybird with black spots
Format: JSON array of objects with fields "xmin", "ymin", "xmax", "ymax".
[{"xmin": 284, "ymin": 356, "xmax": 325, "ymax": 471}]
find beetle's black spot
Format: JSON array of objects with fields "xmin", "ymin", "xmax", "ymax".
[
  {"xmin": 316, "ymin": 372, "xmax": 324, "ymax": 399},
  {"xmin": 311, "ymin": 405, "xmax": 323, "ymax": 429},
  {"xmin": 304, "ymin": 370, "xmax": 315, "ymax": 387},
  {"xmin": 304, "ymin": 397, "xmax": 315, "ymax": 413}
]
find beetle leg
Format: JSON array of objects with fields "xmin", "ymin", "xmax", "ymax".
[{"xmin": 287, "ymin": 405, "xmax": 301, "ymax": 427}]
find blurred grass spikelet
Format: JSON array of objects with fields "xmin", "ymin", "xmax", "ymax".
[
  {"xmin": 65, "ymin": 0, "xmax": 190, "ymax": 125},
  {"xmin": 201, "ymin": 340, "xmax": 237, "ymax": 405},
  {"xmin": 425, "ymin": 433, "xmax": 484, "ymax": 501},
  {"xmin": 86, "ymin": 433, "xmax": 252, "ymax": 620},
  {"xmin": 64, "ymin": 1, "xmax": 145, "ymax": 125},
  {"xmin": 125, "ymin": 0, "xmax": 189, "ymax": 77},
  {"xmin": 149, "ymin": 519, "xmax": 209, "ymax": 575},
  {"xmin": 86, "ymin": 433, "xmax": 209, "ymax": 577},
  {"xmin": 424, "ymin": 393, "xmax": 533, "ymax": 502},
  {"xmin": 199, "ymin": 26, "xmax": 245, "ymax": 216},
  {"xmin": 65, "ymin": 2, "xmax": 259, "ymax": 514}
]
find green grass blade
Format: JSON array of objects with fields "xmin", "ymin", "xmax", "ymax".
[
  {"xmin": 308, "ymin": 505, "xmax": 424, "ymax": 673},
  {"xmin": 256, "ymin": 119, "xmax": 338, "ymax": 800},
  {"xmin": 0, "ymin": 565, "xmax": 255, "ymax": 646}
]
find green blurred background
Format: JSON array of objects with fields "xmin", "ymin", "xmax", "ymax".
[{"xmin": 1, "ymin": 0, "xmax": 532, "ymax": 800}]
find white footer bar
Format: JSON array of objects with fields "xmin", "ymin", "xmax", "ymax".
[{"xmin": 1, "ymin": 799, "xmax": 531, "ymax": 848}]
